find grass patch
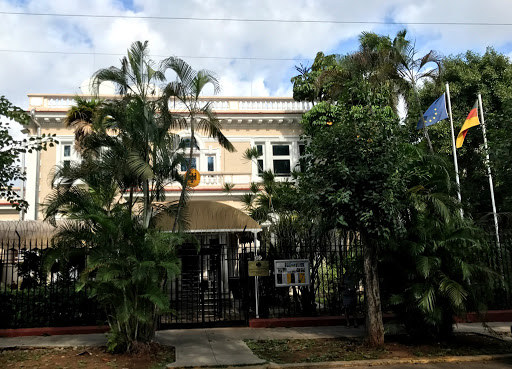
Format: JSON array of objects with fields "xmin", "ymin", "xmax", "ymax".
[
  {"xmin": 0, "ymin": 345, "xmax": 175, "ymax": 369},
  {"xmin": 245, "ymin": 334, "xmax": 512, "ymax": 364},
  {"xmin": 245, "ymin": 337, "xmax": 387, "ymax": 363}
]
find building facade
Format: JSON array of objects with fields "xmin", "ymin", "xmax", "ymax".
[
  {"xmin": 1, "ymin": 94, "xmax": 312, "ymax": 326},
  {"xmin": 23, "ymin": 94, "xmax": 311, "ymax": 221}
]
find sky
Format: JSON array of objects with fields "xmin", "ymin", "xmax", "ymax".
[{"xmin": 1, "ymin": 0, "xmax": 512, "ymax": 131}]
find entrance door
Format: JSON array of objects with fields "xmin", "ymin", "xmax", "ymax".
[{"xmin": 160, "ymin": 236, "xmax": 249, "ymax": 328}]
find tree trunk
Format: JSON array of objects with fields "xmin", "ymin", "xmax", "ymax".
[
  {"xmin": 362, "ymin": 235, "xmax": 384, "ymax": 347},
  {"xmin": 173, "ymin": 119, "xmax": 195, "ymax": 232}
]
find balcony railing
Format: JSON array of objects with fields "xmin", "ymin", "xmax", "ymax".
[
  {"xmin": 28, "ymin": 94, "xmax": 313, "ymax": 113},
  {"xmin": 181, "ymin": 172, "xmax": 252, "ymax": 188}
]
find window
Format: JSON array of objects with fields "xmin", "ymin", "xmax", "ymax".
[
  {"xmin": 256, "ymin": 144, "xmax": 264, "ymax": 174},
  {"xmin": 59, "ymin": 143, "xmax": 80, "ymax": 167},
  {"xmin": 207, "ymin": 156, "xmax": 215, "ymax": 172},
  {"xmin": 272, "ymin": 145, "xmax": 289, "ymax": 156},
  {"xmin": 253, "ymin": 142, "xmax": 296, "ymax": 178},
  {"xmin": 181, "ymin": 158, "xmax": 197, "ymax": 172},
  {"xmin": 272, "ymin": 144, "xmax": 291, "ymax": 176},
  {"xmin": 63, "ymin": 144, "xmax": 72, "ymax": 167},
  {"xmin": 177, "ymin": 134, "xmax": 220, "ymax": 174}
]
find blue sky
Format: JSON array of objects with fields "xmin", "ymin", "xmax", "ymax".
[{"xmin": 0, "ymin": 0, "xmax": 511, "ymax": 112}]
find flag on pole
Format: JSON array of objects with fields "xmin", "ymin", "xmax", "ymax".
[
  {"xmin": 456, "ymin": 101, "xmax": 480, "ymax": 148},
  {"xmin": 416, "ymin": 93, "xmax": 449, "ymax": 130}
]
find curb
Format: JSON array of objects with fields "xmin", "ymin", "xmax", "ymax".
[
  {"xmin": 0, "ymin": 326, "xmax": 109, "ymax": 338},
  {"xmin": 167, "ymin": 353, "xmax": 512, "ymax": 369}
]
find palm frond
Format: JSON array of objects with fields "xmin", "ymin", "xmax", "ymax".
[
  {"xmin": 418, "ymin": 285, "xmax": 436, "ymax": 313},
  {"xmin": 250, "ymin": 182, "xmax": 260, "ymax": 194},
  {"xmin": 241, "ymin": 193, "xmax": 255, "ymax": 210},
  {"xmin": 243, "ymin": 147, "xmax": 261, "ymax": 161},
  {"xmin": 439, "ymin": 274, "xmax": 468, "ymax": 309},
  {"xmin": 223, "ymin": 182, "xmax": 235, "ymax": 194},
  {"xmin": 416, "ymin": 255, "xmax": 441, "ymax": 278},
  {"xmin": 127, "ymin": 152, "xmax": 154, "ymax": 180}
]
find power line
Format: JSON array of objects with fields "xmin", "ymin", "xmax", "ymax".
[
  {"xmin": 0, "ymin": 48, "xmax": 313, "ymax": 61},
  {"xmin": 1, "ymin": 11, "xmax": 511, "ymax": 26}
]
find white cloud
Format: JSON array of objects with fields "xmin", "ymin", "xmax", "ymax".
[{"xmin": 0, "ymin": 0, "xmax": 511, "ymax": 116}]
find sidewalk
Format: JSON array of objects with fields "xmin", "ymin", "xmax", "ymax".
[
  {"xmin": 159, "ymin": 325, "xmax": 366, "ymax": 367},
  {"xmin": 0, "ymin": 323, "xmax": 510, "ymax": 368}
]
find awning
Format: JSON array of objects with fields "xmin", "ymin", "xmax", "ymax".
[
  {"xmin": 155, "ymin": 201, "xmax": 261, "ymax": 233},
  {"xmin": 0, "ymin": 220, "xmax": 57, "ymax": 244},
  {"xmin": 0, "ymin": 201, "xmax": 261, "ymax": 244}
]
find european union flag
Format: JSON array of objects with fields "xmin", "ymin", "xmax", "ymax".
[{"xmin": 416, "ymin": 93, "xmax": 449, "ymax": 130}]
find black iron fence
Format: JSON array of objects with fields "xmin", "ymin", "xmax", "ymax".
[
  {"xmin": 2, "ymin": 231, "xmax": 512, "ymax": 329},
  {"xmin": 480, "ymin": 236, "xmax": 512, "ymax": 310},
  {"xmin": 253, "ymin": 230, "xmax": 364, "ymax": 318},
  {"xmin": 0, "ymin": 239, "xmax": 103, "ymax": 329}
]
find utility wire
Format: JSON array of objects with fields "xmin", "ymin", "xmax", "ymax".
[
  {"xmin": 0, "ymin": 48, "xmax": 313, "ymax": 61},
  {"xmin": 0, "ymin": 11, "xmax": 511, "ymax": 26}
]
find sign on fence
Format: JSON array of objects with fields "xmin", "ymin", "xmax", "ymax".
[
  {"xmin": 248, "ymin": 260, "xmax": 269, "ymax": 276},
  {"xmin": 274, "ymin": 259, "xmax": 311, "ymax": 287}
]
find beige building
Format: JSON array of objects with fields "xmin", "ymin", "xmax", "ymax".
[
  {"xmin": 2, "ymin": 94, "xmax": 313, "ymax": 325},
  {"xmin": 0, "ymin": 187, "xmax": 23, "ymax": 220},
  {"xmin": 23, "ymin": 94, "xmax": 311, "ymax": 222}
]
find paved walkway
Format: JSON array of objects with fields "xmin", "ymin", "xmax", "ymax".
[
  {"xmin": 159, "ymin": 325, "xmax": 366, "ymax": 367},
  {"xmin": 0, "ymin": 323, "xmax": 510, "ymax": 368}
]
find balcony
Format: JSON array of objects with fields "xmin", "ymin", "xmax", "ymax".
[
  {"xmin": 176, "ymin": 172, "xmax": 252, "ymax": 189},
  {"xmin": 28, "ymin": 94, "xmax": 313, "ymax": 114}
]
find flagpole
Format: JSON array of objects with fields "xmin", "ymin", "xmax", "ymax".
[
  {"xmin": 445, "ymin": 83, "xmax": 463, "ymax": 216},
  {"xmin": 477, "ymin": 93, "xmax": 500, "ymax": 247}
]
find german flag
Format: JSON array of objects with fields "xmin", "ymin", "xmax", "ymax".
[{"xmin": 456, "ymin": 101, "xmax": 480, "ymax": 148}]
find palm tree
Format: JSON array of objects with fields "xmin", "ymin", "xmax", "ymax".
[
  {"xmin": 43, "ymin": 42, "xmax": 197, "ymax": 351},
  {"xmin": 317, "ymin": 30, "xmax": 441, "ymax": 150},
  {"xmin": 90, "ymin": 41, "xmax": 188, "ymax": 229},
  {"xmin": 382, "ymin": 146, "xmax": 492, "ymax": 340},
  {"xmin": 43, "ymin": 156, "xmax": 184, "ymax": 353},
  {"xmin": 355, "ymin": 30, "xmax": 442, "ymax": 150},
  {"xmin": 64, "ymin": 97, "xmax": 104, "ymax": 154},
  {"xmin": 159, "ymin": 57, "xmax": 236, "ymax": 231},
  {"xmin": 390, "ymin": 30, "xmax": 442, "ymax": 151}
]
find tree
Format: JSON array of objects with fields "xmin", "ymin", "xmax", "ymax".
[
  {"xmin": 90, "ymin": 41, "xmax": 187, "ymax": 229},
  {"xmin": 44, "ymin": 157, "xmax": 186, "ymax": 353},
  {"xmin": 158, "ymin": 58, "xmax": 235, "ymax": 231},
  {"xmin": 0, "ymin": 96, "xmax": 54, "ymax": 211},
  {"xmin": 291, "ymin": 52, "xmax": 342, "ymax": 103},
  {"xmin": 419, "ymin": 48, "xmax": 512, "ymax": 225},
  {"xmin": 380, "ymin": 146, "xmax": 492, "ymax": 339},
  {"xmin": 43, "ymin": 41, "xmax": 200, "ymax": 352},
  {"xmin": 297, "ymin": 94, "xmax": 405, "ymax": 347},
  {"xmin": 292, "ymin": 32, "xmax": 494, "ymax": 346},
  {"xmin": 64, "ymin": 96, "xmax": 104, "ymax": 154},
  {"xmin": 350, "ymin": 30, "xmax": 442, "ymax": 150}
]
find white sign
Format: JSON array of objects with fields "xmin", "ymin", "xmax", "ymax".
[{"xmin": 274, "ymin": 259, "xmax": 311, "ymax": 287}]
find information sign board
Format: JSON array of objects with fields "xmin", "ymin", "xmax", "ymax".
[
  {"xmin": 248, "ymin": 260, "xmax": 269, "ymax": 277},
  {"xmin": 274, "ymin": 259, "xmax": 311, "ymax": 287}
]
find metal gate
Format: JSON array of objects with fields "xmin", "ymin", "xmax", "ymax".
[{"xmin": 160, "ymin": 234, "xmax": 252, "ymax": 328}]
